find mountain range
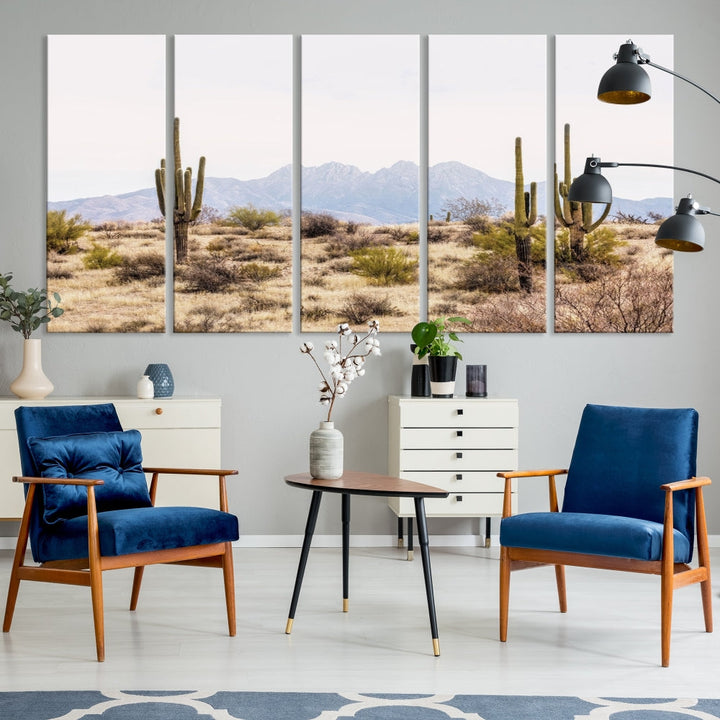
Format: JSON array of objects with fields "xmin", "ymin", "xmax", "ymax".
[{"xmin": 48, "ymin": 161, "xmax": 673, "ymax": 225}]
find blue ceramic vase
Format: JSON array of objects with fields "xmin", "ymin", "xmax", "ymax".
[{"xmin": 144, "ymin": 363, "xmax": 174, "ymax": 398}]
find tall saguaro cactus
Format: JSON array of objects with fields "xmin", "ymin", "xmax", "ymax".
[
  {"xmin": 155, "ymin": 117, "xmax": 205, "ymax": 264},
  {"xmin": 554, "ymin": 123, "xmax": 609, "ymax": 262},
  {"xmin": 513, "ymin": 136, "xmax": 537, "ymax": 294}
]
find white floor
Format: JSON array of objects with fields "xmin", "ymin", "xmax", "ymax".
[{"xmin": 0, "ymin": 545, "xmax": 718, "ymax": 697}]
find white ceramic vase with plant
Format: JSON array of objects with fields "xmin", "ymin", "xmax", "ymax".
[
  {"xmin": 300, "ymin": 320, "xmax": 380, "ymax": 479},
  {"xmin": 0, "ymin": 272, "xmax": 64, "ymax": 399}
]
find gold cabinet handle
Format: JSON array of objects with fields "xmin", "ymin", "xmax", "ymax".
[{"xmin": 155, "ymin": 407, "xmax": 163, "ymax": 415}]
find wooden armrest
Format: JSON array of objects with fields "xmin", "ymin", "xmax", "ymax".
[
  {"xmin": 497, "ymin": 468, "xmax": 568, "ymax": 480},
  {"xmin": 661, "ymin": 476, "xmax": 711, "ymax": 492},
  {"xmin": 143, "ymin": 467, "xmax": 238, "ymax": 477},
  {"xmin": 12, "ymin": 475, "xmax": 104, "ymax": 487}
]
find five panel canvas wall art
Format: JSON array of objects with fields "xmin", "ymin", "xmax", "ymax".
[{"xmin": 46, "ymin": 34, "xmax": 674, "ymax": 334}]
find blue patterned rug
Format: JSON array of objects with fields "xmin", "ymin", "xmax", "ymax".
[{"xmin": 1, "ymin": 692, "xmax": 720, "ymax": 720}]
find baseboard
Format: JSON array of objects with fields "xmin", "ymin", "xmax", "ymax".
[{"xmin": 2, "ymin": 534, "xmax": 720, "ymax": 550}]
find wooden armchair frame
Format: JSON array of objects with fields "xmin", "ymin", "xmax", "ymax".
[
  {"xmin": 3, "ymin": 467, "xmax": 238, "ymax": 662},
  {"xmin": 498, "ymin": 468, "xmax": 713, "ymax": 667}
]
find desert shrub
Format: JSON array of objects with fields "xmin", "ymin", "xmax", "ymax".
[
  {"xmin": 228, "ymin": 204, "xmax": 282, "ymax": 231},
  {"xmin": 47, "ymin": 209, "xmax": 92, "ymax": 254},
  {"xmin": 114, "ymin": 252, "xmax": 165, "ymax": 284},
  {"xmin": 46, "ymin": 266, "xmax": 74, "ymax": 280},
  {"xmin": 178, "ymin": 256, "xmax": 238, "ymax": 293},
  {"xmin": 235, "ymin": 262, "xmax": 282, "ymax": 282},
  {"xmin": 555, "ymin": 262, "xmax": 673, "ymax": 333},
  {"xmin": 442, "ymin": 196, "xmax": 505, "ymax": 221},
  {"xmin": 345, "ymin": 221, "xmax": 358, "ymax": 234},
  {"xmin": 340, "ymin": 293, "xmax": 399, "ymax": 324},
  {"xmin": 302, "ymin": 305, "xmax": 332, "ymax": 322},
  {"xmin": 465, "ymin": 215, "xmax": 493, "ymax": 233},
  {"xmin": 193, "ymin": 205, "xmax": 223, "ymax": 226},
  {"xmin": 555, "ymin": 226, "xmax": 626, "ymax": 268},
  {"xmin": 427, "ymin": 226, "xmax": 451, "ymax": 243},
  {"xmin": 349, "ymin": 246, "xmax": 417, "ymax": 286},
  {"xmin": 82, "ymin": 242, "xmax": 124, "ymax": 270},
  {"xmin": 325, "ymin": 230, "xmax": 378, "ymax": 257},
  {"xmin": 456, "ymin": 254, "xmax": 520, "ymax": 293},
  {"xmin": 302, "ymin": 212, "xmax": 339, "ymax": 238},
  {"xmin": 470, "ymin": 292, "xmax": 546, "ymax": 333},
  {"xmin": 228, "ymin": 241, "xmax": 286, "ymax": 264}
]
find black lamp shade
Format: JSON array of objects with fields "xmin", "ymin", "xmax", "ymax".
[
  {"xmin": 655, "ymin": 197, "xmax": 706, "ymax": 252},
  {"xmin": 568, "ymin": 158, "xmax": 613, "ymax": 204},
  {"xmin": 597, "ymin": 42, "xmax": 652, "ymax": 104}
]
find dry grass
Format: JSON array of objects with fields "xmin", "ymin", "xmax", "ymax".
[
  {"xmin": 47, "ymin": 222, "xmax": 165, "ymax": 333},
  {"xmin": 301, "ymin": 222, "xmax": 419, "ymax": 331}
]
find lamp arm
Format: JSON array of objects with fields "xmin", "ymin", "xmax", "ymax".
[
  {"xmin": 644, "ymin": 59, "xmax": 720, "ymax": 106},
  {"xmin": 600, "ymin": 161, "xmax": 720, "ymax": 187}
]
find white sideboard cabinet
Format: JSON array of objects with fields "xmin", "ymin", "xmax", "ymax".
[
  {"xmin": 388, "ymin": 395, "xmax": 519, "ymax": 552},
  {"xmin": 0, "ymin": 396, "xmax": 222, "ymax": 520}
]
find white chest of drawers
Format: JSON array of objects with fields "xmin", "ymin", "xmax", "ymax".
[
  {"xmin": 388, "ymin": 396, "xmax": 519, "ymax": 545},
  {"xmin": 0, "ymin": 396, "xmax": 222, "ymax": 520}
]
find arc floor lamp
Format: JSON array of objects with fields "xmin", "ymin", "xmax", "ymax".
[{"xmin": 568, "ymin": 39, "xmax": 720, "ymax": 252}]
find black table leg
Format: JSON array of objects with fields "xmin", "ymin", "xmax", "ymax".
[
  {"xmin": 397, "ymin": 517, "xmax": 404, "ymax": 548},
  {"xmin": 342, "ymin": 493, "xmax": 350, "ymax": 612},
  {"xmin": 407, "ymin": 516, "xmax": 414, "ymax": 561},
  {"xmin": 485, "ymin": 516, "xmax": 491, "ymax": 548},
  {"xmin": 414, "ymin": 496, "xmax": 440, "ymax": 656},
  {"xmin": 286, "ymin": 490, "xmax": 323, "ymax": 634}
]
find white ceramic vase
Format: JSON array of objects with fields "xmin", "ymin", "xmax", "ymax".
[
  {"xmin": 10, "ymin": 338, "xmax": 54, "ymax": 400},
  {"xmin": 136, "ymin": 375, "xmax": 154, "ymax": 399},
  {"xmin": 309, "ymin": 421, "xmax": 344, "ymax": 480}
]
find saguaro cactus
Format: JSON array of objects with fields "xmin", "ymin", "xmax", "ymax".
[
  {"xmin": 513, "ymin": 136, "xmax": 537, "ymax": 294},
  {"xmin": 155, "ymin": 117, "xmax": 205, "ymax": 264},
  {"xmin": 554, "ymin": 123, "xmax": 609, "ymax": 262}
]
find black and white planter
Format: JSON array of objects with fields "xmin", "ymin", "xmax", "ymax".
[{"xmin": 428, "ymin": 355, "xmax": 458, "ymax": 398}]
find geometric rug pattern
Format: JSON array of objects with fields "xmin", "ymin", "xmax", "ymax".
[{"xmin": 2, "ymin": 692, "xmax": 720, "ymax": 720}]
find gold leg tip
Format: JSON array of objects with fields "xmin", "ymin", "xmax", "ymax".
[
  {"xmin": 398, "ymin": 538, "xmax": 404, "ymax": 548},
  {"xmin": 407, "ymin": 550, "xmax": 414, "ymax": 561},
  {"xmin": 432, "ymin": 638, "xmax": 440, "ymax": 656},
  {"xmin": 342, "ymin": 598, "xmax": 349, "ymax": 612},
  {"xmin": 285, "ymin": 618, "xmax": 294, "ymax": 634}
]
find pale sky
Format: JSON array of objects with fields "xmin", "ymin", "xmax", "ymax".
[
  {"xmin": 556, "ymin": 34, "xmax": 674, "ymax": 201},
  {"xmin": 48, "ymin": 34, "xmax": 675, "ymax": 203},
  {"xmin": 48, "ymin": 35, "xmax": 165, "ymax": 201},
  {"xmin": 175, "ymin": 35, "xmax": 292, "ymax": 181},
  {"xmin": 302, "ymin": 35, "xmax": 419, "ymax": 172},
  {"xmin": 429, "ymin": 35, "xmax": 547, "ymax": 182}
]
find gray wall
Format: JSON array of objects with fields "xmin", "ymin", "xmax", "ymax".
[{"xmin": 2, "ymin": 0, "xmax": 719, "ymax": 538}]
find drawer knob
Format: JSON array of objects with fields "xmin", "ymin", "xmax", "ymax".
[
  {"xmin": 456, "ymin": 430, "xmax": 463, "ymax": 437},
  {"xmin": 456, "ymin": 473, "xmax": 463, "ymax": 481},
  {"xmin": 456, "ymin": 495, "xmax": 463, "ymax": 502},
  {"xmin": 457, "ymin": 408, "xmax": 464, "ymax": 415},
  {"xmin": 155, "ymin": 407, "xmax": 163, "ymax": 415},
  {"xmin": 456, "ymin": 452, "xmax": 463, "ymax": 459}
]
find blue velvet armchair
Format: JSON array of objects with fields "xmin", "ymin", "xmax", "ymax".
[
  {"xmin": 2, "ymin": 403, "xmax": 239, "ymax": 661},
  {"xmin": 498, "ymin": 404, "xmax": 712, "ymax": 667}
]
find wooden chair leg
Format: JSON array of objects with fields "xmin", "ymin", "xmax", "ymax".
[
  {"xmin": 499, "ymin": 546, "xmax": 510, "ymax": 642},
  {"xmin": 695, "ymin": 487, "xmax": 713, "ymax": 633},
  {"xmin": 130, "ymin": 567, "xmax": 144, "ymax": 611},
  {"xmin": 555, "ymin": 565, "xmax": 567, "ymax": 613},
  {"xmin": 87, "ymin": 490, "xmax": 105, "ymax": 662},
  {"xmin": 222, "ymin": 542, "xmax": 236, "ymax": 636},
  {"xmin": 3, "ymin": 485, "xmax": 35, "ymax": 633}
]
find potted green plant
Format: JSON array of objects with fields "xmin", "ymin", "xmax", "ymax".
[
  {"xmin": 411, "ymin": 316, "xmax": 471, "ymax": 397},
  {"xmin": 0, "ymin": 272, "xmax": 63, "ymax": 399}
]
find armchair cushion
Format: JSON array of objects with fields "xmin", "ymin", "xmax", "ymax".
[
  {"xmin": 500, "ymin": 511, "xmax": 692, "ymax": 563},
  {"xmin": 33, "ymin": 506, "xmax": 240, "ymax": 562},
  {"xmin": 27, "ymin": 430, "xmax": 152, "ymax": 525}
]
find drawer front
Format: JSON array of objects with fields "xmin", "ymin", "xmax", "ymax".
[
  {"xmin": 115, "ymin": 399, "xmax": 220, "ymax": 430},
  {"xmin": 399, "ymin": 448, "xmax": 517, "ymax": 472},
  {"xmin": 398, "ymin": 470, "xmax": 513, "ymax": 493},
  {"xmin": 400, "ymin": 427, "xmax": 517, "ymax": 450},
  {"xmin": 390, "ymin": 492, "xmax": 516, "ymax": 517},
  {"xmin": 397, "ymin": 399, "xmax": 518, "ymax": 428}
]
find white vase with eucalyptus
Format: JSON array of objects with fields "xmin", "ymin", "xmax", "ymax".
[{"xmin": 0, "ymin": 272, "xmax": 64, "ymax": 400}]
